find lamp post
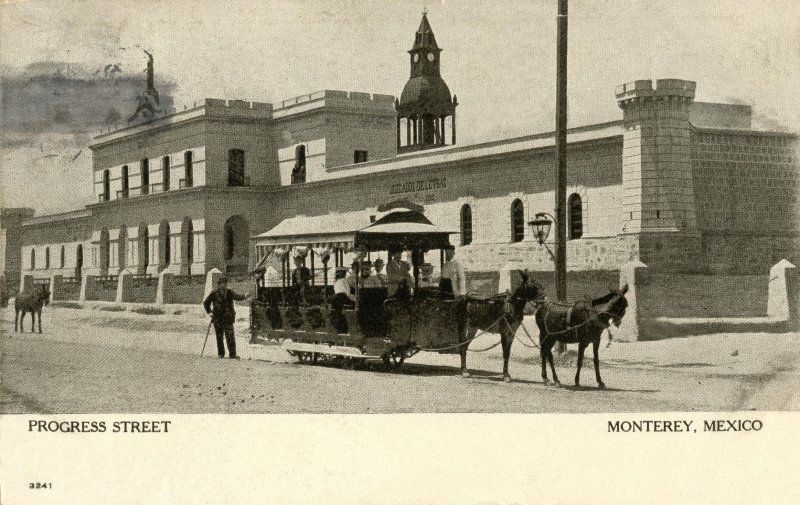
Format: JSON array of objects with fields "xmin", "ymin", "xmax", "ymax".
[{"xmin": 529, "ymin": 212, "xmax": 567, "ymax": 354}]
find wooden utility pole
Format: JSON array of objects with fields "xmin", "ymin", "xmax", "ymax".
[{"xmin": 555, "ymin": 0, "xmax": 568, "ymax": 303}]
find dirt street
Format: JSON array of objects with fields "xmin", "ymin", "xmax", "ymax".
[{"xmin": 2, "ymin": 304, "xmax": 798, "ymax": 413}]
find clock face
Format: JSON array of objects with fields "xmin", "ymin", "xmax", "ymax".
[
  {"xmin": 413, "ymin": 54, "xmax": 419, "ymax": 63},
  {"xmin": 427, "ymin": 52, "xmax": 435, "ymax": 62}
]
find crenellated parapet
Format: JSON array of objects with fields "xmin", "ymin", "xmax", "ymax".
[
  {"xmin": 615, "ymin": 79, "xmax": 696, "ymax": 108},
  {"xmin": 272, "ymin": 90, "xmax": 396, "ymax": 120}
]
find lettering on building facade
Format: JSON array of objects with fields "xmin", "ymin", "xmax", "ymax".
[{"xmin": 388, "ymin": 177, "xmax": 447, "ymax": 196}]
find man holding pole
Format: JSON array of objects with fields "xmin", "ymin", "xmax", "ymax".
[{"xmin": 203, "ymin": 276, "xmax": 250, "ymax": 359}]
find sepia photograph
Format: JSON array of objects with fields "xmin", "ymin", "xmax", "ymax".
[{"xmin": 1, "ymin": 0, "xmax": 799, "ymax": 503}]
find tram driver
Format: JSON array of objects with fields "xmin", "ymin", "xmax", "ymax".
[
  {"xmin": 439, "ymin": 245, "xmax": 466, "ymax": 298},
  {"xmin": 386, "ymin": 246, "xmax": 413, "ymax": 300}
]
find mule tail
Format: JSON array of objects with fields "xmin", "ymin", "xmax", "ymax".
[{"xmin": 605, "ymin": 326, "xmax": 614, "ymax": 348}]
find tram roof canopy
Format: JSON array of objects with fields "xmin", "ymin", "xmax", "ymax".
[
  {"xmin": 354, "ymin": 210, "xmax": 455, "ymax": 252},
  {"xmin": 252, "ymin": 209, "xmax": 456, "ymax": 252}
]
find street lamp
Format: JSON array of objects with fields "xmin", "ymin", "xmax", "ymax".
[
  {"xmin": 528, "ymin": 212, "xmax": 554, "ymax": 246},
  {"xmin": 529, "ymin": 211, "xmax": 566, "ymax": 354}
]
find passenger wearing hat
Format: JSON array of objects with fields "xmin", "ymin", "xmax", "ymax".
[
  {"xmin": 360, "ymin": 260, "xmax": 383, "ymax": 289},
  {"xmin": 386, "ymin": 247, "xmax": 413, "ymax": 300},
  {"xmin": 332, "ymin": 266, "xmax": 352, "ymax": 300},
  {"xmin": 291, "ymin": 255, "xmax": 312, "ymax": 304},
  {"xmin": 331, "ymin": 266, "xmax": 354, "ymax": 333},
  {"xmin": 440, "ymin": 245, "xmax": 466, "ymax": 297},
  {"xmin": 373, "ymin": 258, "xmax": 388, "ymax": 287},
  {"xmin": 203, "ymin": 276, "xmax": 250, "ymax": 359}
]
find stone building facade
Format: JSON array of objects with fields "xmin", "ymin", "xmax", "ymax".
[{"xmin": 2, "ymin": 14, "xmax": 798, "ymax": 298}]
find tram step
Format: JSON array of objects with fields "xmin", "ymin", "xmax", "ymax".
[{"xmin": 282, "ymin": 341, "xmax": 377, "ymax": 359}]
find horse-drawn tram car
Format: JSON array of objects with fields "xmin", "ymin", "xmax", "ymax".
[{"xmin": 248, "ymin": 202, "xmax": 545, "ymax": 379}]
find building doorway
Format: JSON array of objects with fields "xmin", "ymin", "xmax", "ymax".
[{"xmin": 223, "ymin": 215, "xmax": 249, "ymax": 274}]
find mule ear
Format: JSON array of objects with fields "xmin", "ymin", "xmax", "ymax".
[{"xmin": 620, "ymin": 283, "xmax": 629, "ymax": 295}]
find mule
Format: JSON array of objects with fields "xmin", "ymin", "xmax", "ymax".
[
  {"xmin": 460, "ymin": 271, "xmax": 543, "ymax": 382},
  {"xmin": 535, "ymin": 285, "xmax": 628, "ymax": 389},
  {"xmin": 14, "ymin": 284, "xmax": 51, "ymax": 333}
]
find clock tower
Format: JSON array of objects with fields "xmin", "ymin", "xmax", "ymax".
[{"xmin": 396, "ymin": 12, "xmax": 457, "ymax": 153}]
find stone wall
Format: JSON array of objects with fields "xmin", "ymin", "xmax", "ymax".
[
  {"xmin": 637, "ymin": 273, "xmax": 769, "ymax": 319},
  {"xmin": 692, "ymin": 129, "xmax": 799, "ymax": 273}
]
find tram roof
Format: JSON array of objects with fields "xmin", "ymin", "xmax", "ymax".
[
  {"xmin": 252, "ymin": 210, "xmax": 369, "ymax": 247},
  {"xmin": 252, "ymin": 208, "xmax": 456, "ymax": 251}
]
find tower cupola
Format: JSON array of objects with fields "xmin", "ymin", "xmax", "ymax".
[{"xmin": 396, "ymin": 12, "xmax": 457, "ymax": 153}]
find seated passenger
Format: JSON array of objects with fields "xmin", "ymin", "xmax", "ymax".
[
  {"xmin": 290, "ymin": 255, "xmax": 312, "ymax": 304},
  {"xmin": 360, "ymin": 260, "xmax": 384, "ymax": 289},
  {"xmin": 416, "ymin": 262, "xmax": 439, "ymax": 299}
]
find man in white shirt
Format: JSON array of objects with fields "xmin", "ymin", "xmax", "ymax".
[
  {"xmin": 439, "ymin": 245, "xmax": 466, "ymax": 297},
  {"xmin": 372, "ymin": 258, "xmax": 388, "ymax": 287}
]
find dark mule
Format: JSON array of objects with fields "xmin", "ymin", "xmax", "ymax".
[
  {"xmin": 14, "ymin": 284, "xmax": 51, "ymax": 333},
  {"xmin": 535, "ymin": 285, "xmax": 628, "ymax": 388},
  {"xmin": 460, "ymin": 271, "xmax": 543, "ymax": 382}
]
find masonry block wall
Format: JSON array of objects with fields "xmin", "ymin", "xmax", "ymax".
[
  {"xmin": 616, "ymin": 79, "xmax": 702, "ymax": 272},
  {"xmin": 273, "ymin": 91, "xmax": 397, "ymax": 185},
  {"xmin": 323, "ymin": 92, "xmax": 397, "ymax": 170},
  {"xmin": 91, "ymin": 120, "xmax": 209, "ymax": 201},
  {"xmin": 692, "ymin": 130, "xmax": 799, "ymax": 273}
]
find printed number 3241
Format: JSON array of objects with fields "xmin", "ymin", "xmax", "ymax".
[{"xmin": 29, "ymin": 482, "xmax": 52, "ymax": 489}]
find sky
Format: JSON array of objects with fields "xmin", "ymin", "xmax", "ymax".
[{"xmin": 1, "ymin": 0, "xmax": 799, "ymax": 213}]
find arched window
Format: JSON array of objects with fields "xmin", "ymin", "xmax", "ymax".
[
  {"xmin": 225, "ymin": 222, "xmax": 235, "ymax": 261},
  {"xmin": 460, "ymin": 204, "xmax": 473, "ymax": 246},
  {"xmin": 568, "ymin": 193, "xmax": 583, "ymax": 240},
  {"xmin": 228, "ymin": 149, "xmax": 246, "ymax": 186},
  {"xmin": 102, "ymin": 169, "xmax": 110, "ymax": 202},
  {"xmin": 120, "ymin": 165, "xmax": 129, "ymax": 198},
  {"xmin": 292, "ymin": 145, "xmax": 306, "ymax": 184},
  {"xmin": 138, "ymin": 223, "xmax": 149, "ymax": 274},
  {"xmin": 118, "ymin": 226, "xmax": 127, "ymax": 270},
  {"xmin": 161, "ymin": 156, "xmax": 170, "ymax": 192},
  {"xmin": 100, "ymin": 228, "xmax": 110, "ymax": 271},
  {"xmin": 45, "ymin": 247, "xmax": 50, "ymax": 269},
  {"xmin": 140, "ymin": 159, "xmax": 150, "ymax": 195},
  {"xmin": 510, "ymin": 199, "xmax": 525, "ymax": 243},
  {"xmin": 75, "ymin": 244, "xmax": 83, "ymax": 278},
  {"xmin": 159, "ymin": 221, "xmax": 171, "ymax": 269},
  {"xmin": 31, "ymin": 249, "xmax": 36, "ymax": 269},
  {"xmin": 223, "ymin": 216, "xmax": 249, "ymax": 274},
  {"xmin": 182, "ymin": 217, "xmax": 194, "ymax": 274},
  {"xmin": 183, "ymin": 151, "xmax": 193, "ymax": 188},
  {"xmin": 60, "ymin": 245, "xmax": 66, "ymax": 268}
]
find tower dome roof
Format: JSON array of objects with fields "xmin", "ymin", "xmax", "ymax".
[{"xmin": 398, "ymin": 75, "xmax": 453, "ymax": 115}]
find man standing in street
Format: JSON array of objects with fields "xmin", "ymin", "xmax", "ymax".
[
  {"xmin": 203, "ymin": 276, "xmax": 250, "ymax": 359},
  {"xmin": 440, "ymin": 245, "xmax": 466, "ymax": 297}
]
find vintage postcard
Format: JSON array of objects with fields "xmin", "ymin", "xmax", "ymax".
[{"xmin": 1, "ymin": 0, "xmax": 799, "ymax": 503}]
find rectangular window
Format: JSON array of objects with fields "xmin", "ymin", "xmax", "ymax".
[
  {"xmin": 140, "ymin": 159, "xmax": 150, "ymax": 195},
  {"xmin": 228, "ymin": 149, "xmax": 246, "ymax": 186},
  {"xmin": 354, "ymin": 150, "xmax": 368, "ymax": 163}
]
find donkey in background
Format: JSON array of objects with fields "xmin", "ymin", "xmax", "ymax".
[{"xmin": 15, "ymin": 284, "xmax": 51, "ymax": 333}]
